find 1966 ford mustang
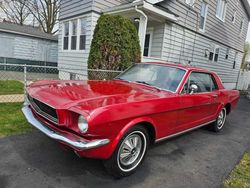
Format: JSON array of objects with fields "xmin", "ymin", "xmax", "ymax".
[{"xmin": 22, "ymin": 62, "xmax": 239, "ymax": 178}]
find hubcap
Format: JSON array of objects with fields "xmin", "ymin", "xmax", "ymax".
[
  {"xmin": 117, "ymin": 131, "xmax": 147, "ymax": 172},
  {"xmin": 119, "ymin": 134, "xmax": 142, "ymax": 166},
  {"xmin": 217, "ymin": 109, "xmax": 226, "ymax": 129}
]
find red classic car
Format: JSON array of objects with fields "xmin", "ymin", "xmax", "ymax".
[{"xmin": 22, "ymin": 62, "xmax": 239, "ymax": 178}]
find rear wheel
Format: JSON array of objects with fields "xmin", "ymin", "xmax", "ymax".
[
  {"xmin": 103, "ymin": 125, "xmax": 149, "ymax": 178},
  {"xmin": 210, "ymin": 107, "xmax": 227, "ymax": 132}
]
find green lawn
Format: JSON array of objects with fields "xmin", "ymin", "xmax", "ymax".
[
  {"xmin": 0, "ymin": 80, "xmax": 24, "ymax": 95},
  {"xmin": 224, "ymin": 152, "xmax": 250, "ymax": 188},
  {"xmin": 0, "ymin": 103, "xmax": 33, "ymax": 137}
]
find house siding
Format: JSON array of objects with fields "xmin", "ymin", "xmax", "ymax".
[
  {"xmin": 162, "ymin": 23, "xmax": 242, "ymax": 87},
  {"xmin": 92, "ymin": 0, "xmax": 131, "ymax": 13},
  {"xmin": 59, "ymin": 0, "xmax": 93, "ymax": 20},
  {"xmin": 0, "ymin": 32, "xmax": 58, "ymax": 63},
  {"xmin": 59, "ymin": 0, "xmax": 130, "ymax": 20},
  {"xmin": 159, "ymin": 0, "xmax": 248, "ymax": 52},
  {"xmin": 58, "ymin": 12, "xmax": 100, "ymax": 79},
  {"xmin": 147, "ymin": 21, "xmax": 165, "ymax": 58},
  {"xmin": 156, "ymin": 0, "xmax": 249, "ymax": 88},
  {"xmin": 58, "ymin": 0, "xmax": 249, "ymax": 88}
]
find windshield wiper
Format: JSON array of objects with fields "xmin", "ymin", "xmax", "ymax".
[
  {"xmin": 114, "ymin": 78, "xmax": 125, "ymax": 81},
  {"xmin": 135, "ymin": 81, "xmax": 162, "ymax": 91},
  {"xmin": 135, "ymin": 81, "xmax": 151, "ymax": 86},
  {"xmin": 114, "ymin": 78, "xmax": 130, "ymax": 82}
]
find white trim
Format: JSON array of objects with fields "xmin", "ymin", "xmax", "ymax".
[
  {"xmin": 146, "ymin": 0, "xmax": 164, "ymax": 4},
  {"xmin": 216, "ymin": 0, "xmax": 227, "ymax": 22},
  {"xmin": 209, "ymin": 44, "xmax": 220, "ymax": 63},
  {"xmin": 68, "ymin": 21, "xmax": 72, "ymax": 51},
  {"xmin": 240, "ymin": 18, "xmax": 244, "ymax": 36},
  {"xmin": 232, "ymin": 9, "xmax": 237, "ymax": 24},
  {"xmin": 199, "ymin": 1, "xmax": 208, "ymax": 32},
  {"xmin": 144, "ymin": 27, "xmax": 154, "ymax": 57},
  {"xmin": 185, "ymin": 0, "xmax": 196, "ymax": 7},
  {"xmin": 61, "ymin": 16, "xmax": 87, "ymax": 52},
  {"xmin": 103, "ymin": 1, "xmax": 178, "ymax": 22},
  {"xmin": 143, "ymin": 1, "xmax": 178, "ymax": 22}
]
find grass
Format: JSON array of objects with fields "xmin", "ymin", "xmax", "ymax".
[
  {"xmin": 0, "ymin": 80, "xmax": 24, "ymax": 95},
  {"xmin": 224, "ymin": 152, "xmax": 250, "ymax": 188},
  {"xmin": 0, "ymin": 103, "xmax": 33, "ymax": 137}
]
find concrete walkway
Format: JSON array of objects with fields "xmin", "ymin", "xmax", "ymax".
[{"xmin": 0, "ymin": 94, "xmax": 24, "ymax": 103}]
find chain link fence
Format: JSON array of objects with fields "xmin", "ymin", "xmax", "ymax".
[{"xmin": 0, "ymin": 63, "xmax": 122, "ymax": 103}]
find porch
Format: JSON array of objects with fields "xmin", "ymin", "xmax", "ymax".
[{"xmin": 103, "ymin": 0, "xmax": 178, "ymax": 62}]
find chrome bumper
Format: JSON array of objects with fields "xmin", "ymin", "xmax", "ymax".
[{"xmin": 22, "ymin": 105, "xmax": 110, "ymax": 150}]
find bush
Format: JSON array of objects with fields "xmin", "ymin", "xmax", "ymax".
[{"xmin": 88, "ymin": 14, "xmax": 141, "ymax": 74}]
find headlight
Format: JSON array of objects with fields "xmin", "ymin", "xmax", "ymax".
[{"xmin": 78, "ymin": 115, "xmax": 88, "ymax": 133}]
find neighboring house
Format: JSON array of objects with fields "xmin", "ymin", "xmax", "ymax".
[
  {"xmin": 0, "ymin": 22, "xmax": 58, "ymax": 66},
  {"xmin": 58, "ymin": 0, "xmax": 250, "ymax": 89}
]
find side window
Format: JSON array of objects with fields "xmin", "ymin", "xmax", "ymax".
[
  {"xmin": 210, "ymin": 75, "xmax": 218, "ymax": 91},
  {"xmin": 182, "ymin": 72, "xmax": 218, "ymax": 93},
  {"xmin": 190, "ymin": 73, "xmax": 211, "ymax": 92}
]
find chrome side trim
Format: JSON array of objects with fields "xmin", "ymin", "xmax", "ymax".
[
  {"xmin": 22, "ymin": 105, "xmax": 110, "ymax": 150},
  {"xmin": 155, "ymin": 120, "xmax": 216, "ymax": 143}
]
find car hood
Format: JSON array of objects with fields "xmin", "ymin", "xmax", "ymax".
[{"xmin": 27, "ymin": 80, "xmax": 175, "ymax": 113}]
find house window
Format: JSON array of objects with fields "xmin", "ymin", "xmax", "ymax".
[
  {"xmin": 199, "ymin": 1, "xmax": 208, "ymax": 31},
  {"xmin": 71, "ymin": 20, "xmax": 77, "ymax": 50},
  {"xmin": 233, "ymin": 52, "xmax": 238, "ymax": 69},
  {"xmin": 80, "ymin": 19, "xmax": 87, "ymax": 50},
  {"xmin": 216, "ymin": 0, "xmax": 227, "ymax": 21},
  {"xmin": 62, "ymin": 18, "xmax": 87, "ymax": 51},
  {"xmin": 240, "ymin": 19, "xmax": 244, "ymax": 35},
  {"xmin": 144, "ymin": 34, "xmax": 151, "ymax": 57},
  {"xmin": 232, "ymin": 10, "xmax": 236, "ymax": 23},
  {"xmin": 63, "ymin": 22, "xmax": 69, "ymax": 50},
  {"xmin": 209, "ymin": 46, "xmax": 220, "ymax": 63},
  {"xmin": 225, "ymin": 48, "xmax": 229, "ymax": 59},
  {"xmin": 185, "ymin": 0, "xmax": 195, "ymax": 6}
]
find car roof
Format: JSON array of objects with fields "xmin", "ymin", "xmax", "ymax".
[{"xmin": 143, "ymin": 62, "xmax": 215, "ymax": 74}]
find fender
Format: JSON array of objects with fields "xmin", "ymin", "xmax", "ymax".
[
  {"xmin": 109, "ymin": 116, "xmax": 157, "ymax": 155},
  {"xmin": 215, "ymin": 103, "xmax": 225, "ymax": 117}
]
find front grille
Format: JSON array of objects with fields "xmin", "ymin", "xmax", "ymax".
[{"xmin": 28, "ymin": 95, "xmax": 58, "ymax": 123}]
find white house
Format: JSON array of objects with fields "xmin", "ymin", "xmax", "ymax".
[{"xmin": 58, "ymin": 0, "xmax": 250, "ymax": 89}]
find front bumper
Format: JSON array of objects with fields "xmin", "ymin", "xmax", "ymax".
[{"xmin": 22, "ymin": 105, "xmax": 110, "ymax": 150}]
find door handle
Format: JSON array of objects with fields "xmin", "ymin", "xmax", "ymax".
[{"xmin": 212, "ymin": 95, "xmax": 218, "ymax": 99}]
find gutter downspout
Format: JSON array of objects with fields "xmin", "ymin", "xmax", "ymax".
[{"xmin": 134, "ymin": 2, "xmax": 148, "ymax": 61}]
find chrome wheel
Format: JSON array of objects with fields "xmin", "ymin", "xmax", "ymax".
[
  {"xmin": 117, "ymin": 131, "xmax": 147, "ymax": 172},
  {"xmin": 217, "ymin": 108, "xmax": 226, "ymax": 129}
]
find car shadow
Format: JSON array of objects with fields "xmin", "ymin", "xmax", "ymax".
[{"xmin": 8, "ymin": 131, "xmax": 150, "ymax": 186}]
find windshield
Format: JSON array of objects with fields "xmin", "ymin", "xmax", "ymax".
[{"xmin": 116, "ymin": 63, "xmax": 186, "ymax": 92}]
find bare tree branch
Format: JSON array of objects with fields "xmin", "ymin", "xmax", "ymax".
[
  {"xmin": 0, "ymin": 0, "xmax": 30, "ymax": 25},
  {"xmin": 26, "ymin": 0, "xmax": 60, "ymax": 34}
]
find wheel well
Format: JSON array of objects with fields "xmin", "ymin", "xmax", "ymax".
[
  {"xmin": 139, "ymin": 122, "xmax": 156, "ymax": 145},
  {"xmin": 225, "ymin": 103, "xmax": 231, "ymax": 115}
]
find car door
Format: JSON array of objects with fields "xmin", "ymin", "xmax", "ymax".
[{"xmin": 176, "ymin": 72, "xmax": 220, "ymax": 131}]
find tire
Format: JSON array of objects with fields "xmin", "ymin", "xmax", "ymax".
[
  {"xmin": 210, "ymin": 107, "xmax": 227, "ymax": 132},
  {"xmin": 103, "ymin": 125, "xmax": 149, "ymax": 178}
]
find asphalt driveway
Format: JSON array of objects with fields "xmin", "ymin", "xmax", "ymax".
[{"xmin": 0, "ymin": 98, "xmax": 250, "ymax": 188}]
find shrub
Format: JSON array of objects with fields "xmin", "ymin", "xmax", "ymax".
[{"xmin": 88, "ymin": 14, "xmax": 141, "ymax": 75}]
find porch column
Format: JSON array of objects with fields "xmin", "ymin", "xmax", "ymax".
[{"xmin": 138, "ymin": 15, "xmax": 147, "ymax": 61}]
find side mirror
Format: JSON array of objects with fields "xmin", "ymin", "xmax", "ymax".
[{"xmin": 189, "ymin": 84, "xmax": 198, "ymax": 95}]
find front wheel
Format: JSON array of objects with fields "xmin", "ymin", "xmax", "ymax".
[
  {"xmin": 210, "ymin": 107, "xmax": 227, "ymax": 132},
  {"xmin": 103, "ymin": 125, "xmax": 149, "ymax": 178}
]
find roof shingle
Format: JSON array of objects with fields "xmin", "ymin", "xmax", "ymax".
[{"xmin": 0, "ymin": 22, "xmax": 58, "ymax": 41}]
